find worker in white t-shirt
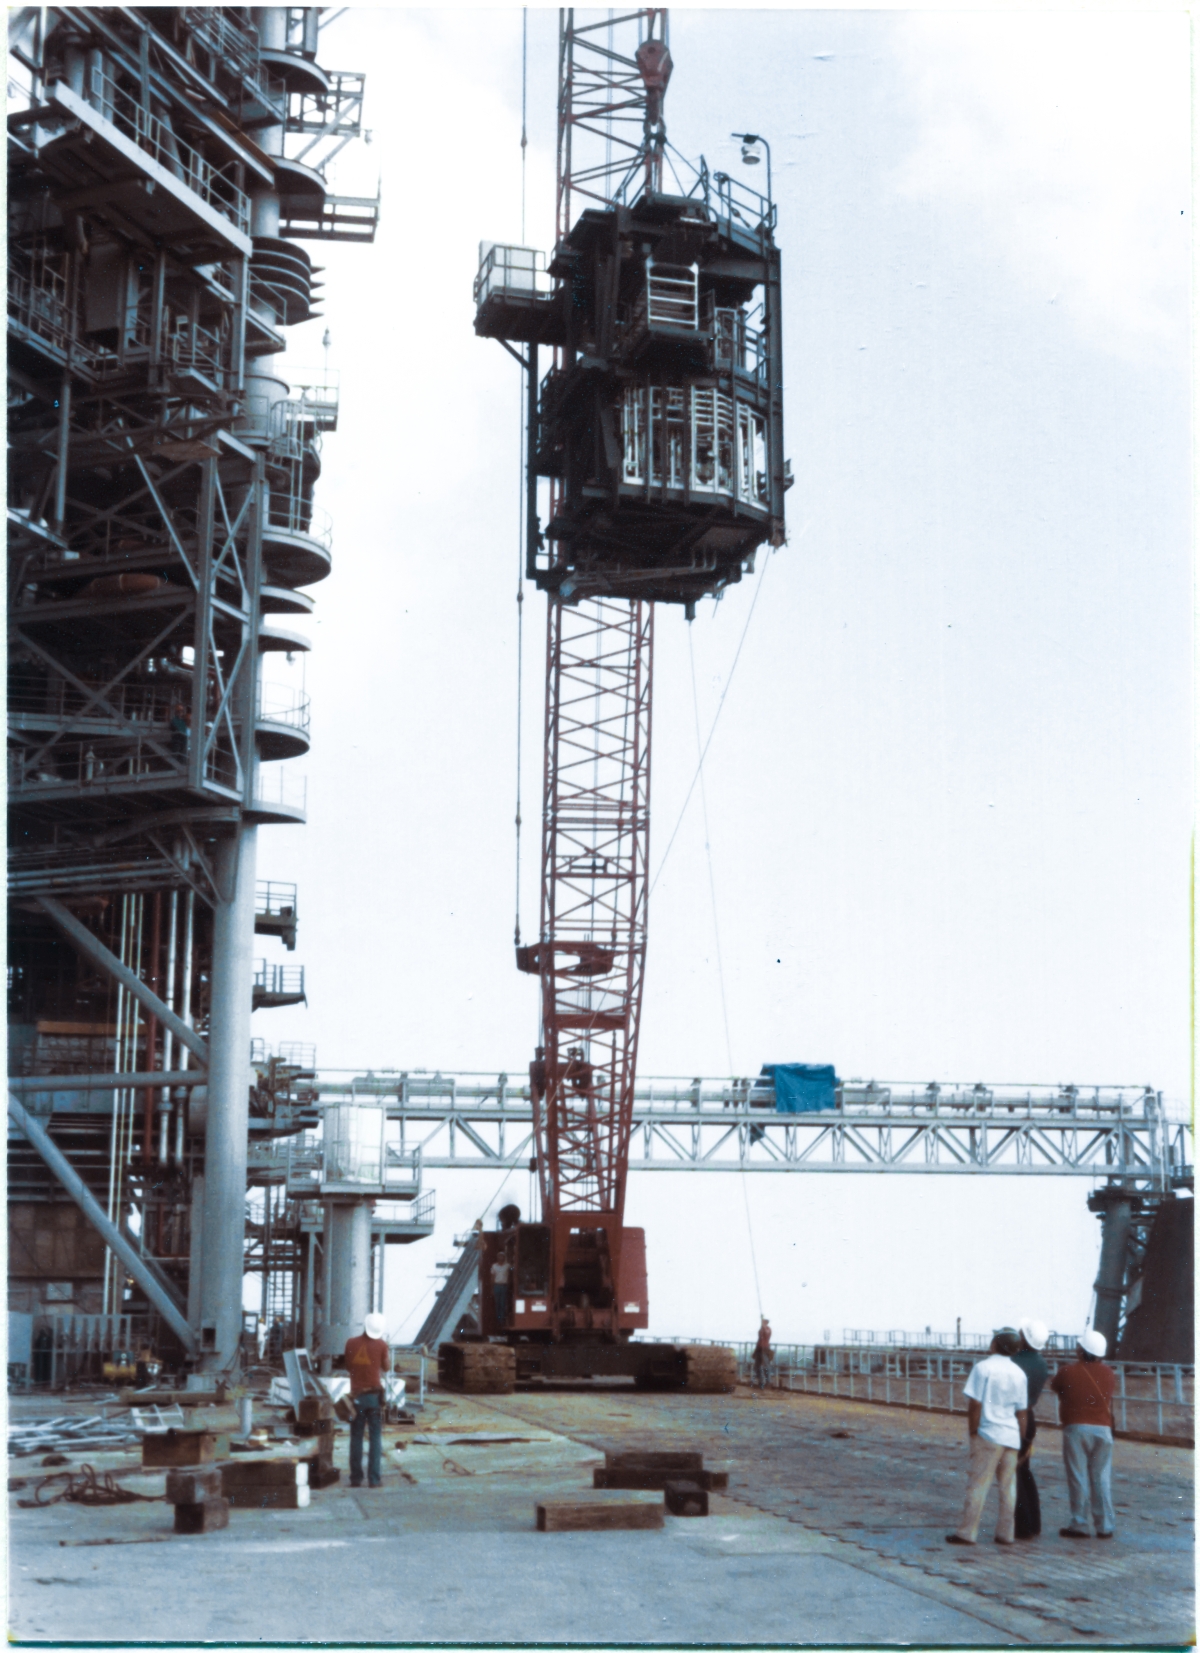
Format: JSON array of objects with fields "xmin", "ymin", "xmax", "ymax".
[
  {"xmin": 490, "ymin": 1251, "xmax": 512, "ymax": 1328},
  {"xmin": 947, "ymin": 1328, "xmax": 1030, "ymax": 1546}
]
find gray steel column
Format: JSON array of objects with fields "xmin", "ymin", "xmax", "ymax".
[
  {"xmin": 1089, "ymin": 1185, "xmax": 1137, "ymax": 1353},
  {"xmin": 186, "ymin": 1173, "xmax": 205, "ymax": 1329},
  {"xmin": 322, "ymin": 1201, "xmax": 373, "ymax": 1367},
  {"xmin": 196, "ymin": 826, "xmax": 258, "ymax": 1370}
]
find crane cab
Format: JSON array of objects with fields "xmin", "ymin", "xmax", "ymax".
[{"xmin": 479, "ymin": 1219, "xmax": 649, "ymax": 1344}]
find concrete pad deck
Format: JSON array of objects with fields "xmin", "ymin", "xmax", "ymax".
[{"xmin": 6, "ymin": 1383, "xmax": 1193, "ymax": 1645}]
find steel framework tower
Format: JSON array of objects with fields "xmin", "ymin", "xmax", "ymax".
[
  {"xmin": 468, "ymin": 7, "xmax": 787, "ymax": 1386},
  {"xmin": 6, "ymin": 6, "xmax": 384, "ymax": 1380}
]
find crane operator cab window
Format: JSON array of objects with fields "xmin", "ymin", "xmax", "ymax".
[{"xmin": 516, "ymin": 1224, "xmax": 551, "ymax": 1296}]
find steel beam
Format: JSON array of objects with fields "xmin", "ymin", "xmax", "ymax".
[
  {"xmin": 8, "ymin": 1093, "xmax": 196, "ymax": 1354},
  {"xmin": 35, "ymin": 896, "xmax": 208, "ymax": 1066},
  {"xmin": 9, "ymin": 1071, "xmax": 205, "ymax": 1093}
]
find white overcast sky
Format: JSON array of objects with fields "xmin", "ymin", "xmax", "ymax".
[{"xmin": 250, "ymin": 7, "xmax": 1192, "ymax": 1346}]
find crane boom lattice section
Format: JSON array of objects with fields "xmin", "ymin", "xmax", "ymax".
[
  {"xmin": 532, "ymin": 596, "xmax": 653, "ymax": 1219},
  {"xmin": 557, "ymin": 9, "xmax": 670, "ymax": 240}
]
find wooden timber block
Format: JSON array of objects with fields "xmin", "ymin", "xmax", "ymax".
[
  {"xmin": 173, "ymin": 1497, "xmax": 230, "ymax": 1534},
  {"xmin": 295, "ymin": 1415, "xmax": 336, "ymax": 1439},
  {"xmin": 219, "ymin": 1457, "xmax": 308, "ymax": 1490},
  {"xmin": 297, "ymin": 1395, "xmax": 335, "ymax": 1426},
  {"xmin": 224, "ymin": 1482, "xmax": 311, "ymax": 1511},
  {"xmin": 664, "ymin": 1480, "xmax": 709, "ymax": 1517},
  {"xmin": 537, "ymin": 1492, "xmax": 664, "ymax": 1532},
  {"xmin": 606, "ymin": 1450, "xmax": 704, "ymax": 1471},
  {"xmin": 305, "ymin": 1460, "xmax": 341, "ymax": 1489},
  {"xmin": 142, "ymin": 1429, "xmax": 217, "ymax": 1468},
  {"xmin": 438, "ymin": 1341, "xmax": 516, "ymax": 1394},
  {"xmin": 165, "ymin": 1466, "xmax": 223, "ymax": 1505},
  {"xmin": 681, "ymin": 1346, "xmax": 738, "ymax": 1393},
  {"xmin": 594, "ymin": 1466, "xmax": 728, "ymax": 1491}
]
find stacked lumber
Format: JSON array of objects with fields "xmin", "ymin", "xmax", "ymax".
[
  {"xmin": 537, "ymin": 1491, "xmax": 664, "ymax": 1531},
  {"xmin": 221, "ymin": 1456, "xmax": 310, "ymax": 1510},
  {"xmin": 664, "ymin": 1480, "xmax": 708, "ymax": 1516},
  {"xmin": 437, "ymin": 1342, "xmax": 516, "ymax": 1394},
  {"xmin": 681, "ymin": 1345, "xmax": 738, "ymax": 1393},
  {"xmin": 302, "ymin": 1418, "xmax": 340, "ymax": 1488},
  {"xmin": 165, "ymin": 1466, "xmax": 228, "ymax": 1534},
  {"xmin": 142, "ymin": 1428, "xmax": 218, "ymax": 1468},
  {"xmin": 594, "ymin": 1450, "xmax": 728, "ymax": 1492}
]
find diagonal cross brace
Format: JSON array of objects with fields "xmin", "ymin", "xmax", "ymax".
[
  {"xmin": 8, "ymin": 1093, "xmax": 197, "ymax": 1354},
  {"xmin": 36, "ymin": 895, "xmax": 208, "ymax": 1066}
]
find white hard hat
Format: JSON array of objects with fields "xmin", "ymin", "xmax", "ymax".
[
  {"xmin": 1019, "ymin": 1318, "xmax": 1049, "ymax": 1351},
  {"xmin": 364, "ymin": 1312, "xmax": 386, "ymax": 1340},
  {"xmin": 1078, "ymin": 1328, "xmax": 1107, "ymax": 1358}
]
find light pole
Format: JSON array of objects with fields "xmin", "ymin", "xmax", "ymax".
[{"xmin": 731, "ymin": 131, "xmax": 772, "ymax": 211}]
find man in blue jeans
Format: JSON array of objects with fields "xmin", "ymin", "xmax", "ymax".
[
  {"xmin": 1051, "ymin": 1328, "xmax": 1117, "ymax": 1538},
  {"xmin": 344, "ymin": 1312, "xmax": 390, "ymax": 1489}
]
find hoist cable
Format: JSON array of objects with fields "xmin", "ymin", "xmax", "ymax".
[
  {"xmin": 687, "ymin": 626, "xmax": 762, "ymax": 1320},
  {"xmin": 514, "ymin": 9, "xmax": 529, "ymax": 948},
  {"xmin": 688, "ymin": 628, "xmax": 734, "ymax": 1076},
  {"xmin": 649, "ymin": 550, "xmax": 773, "ymax": 897}
]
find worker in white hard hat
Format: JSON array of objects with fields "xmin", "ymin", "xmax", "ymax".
[
  {"xmin": 344, "ymin": 1312, "xmax": 390, "ymax": 1488},
  {"xmin": 1050, "ymin": 1329, "xmax": 1117, "ymax": 1538},
  {"xmin": 1011, "ymin": 1319, "xmax": 1050, "ymax": 1539}
]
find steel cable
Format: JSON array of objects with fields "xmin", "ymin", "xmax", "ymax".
[{"xmin": 20, "ymin": 1464, "xmax": 162, "ymax": 1508}]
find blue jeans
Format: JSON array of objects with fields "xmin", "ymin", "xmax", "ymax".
[
  {"xmin": 349, "ymin": 1391, "xmax": 383, "ymax": 1486},
  {"xmin": 493, "ymin": 1283, "xmax": 509, "ymax": 1327},
  {"xmin": 1062, "ymin": 1424, "xmax": 1114, "ymax": 1533}
]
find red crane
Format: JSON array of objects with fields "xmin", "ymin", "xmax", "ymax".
[{"xmin": 447, "ymin": 8, "xmax": 786, "ymax": 1393}]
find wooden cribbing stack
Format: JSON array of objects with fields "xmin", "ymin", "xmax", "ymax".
[
  {"xmin": 220, "ymin": 1457, "xmax": 310, "ymax": 1510},
  {"xmin": 294, "ymin": 1393, "xmax": 341, "ymax": 1488},
  {"xmin": 594, "ymin": 1450, "xmax": 727, "ymax": 1493},
  {"xmin": 537, "ymin": 1491, "xmax": 664, "ymax": 1531},
  {"xmin": 143, "ymin": 1428, "xmax": 219, "ymax": 1468},
  {"xmin": 538, "ymin": 1447, "xmax": 726, "ymax": 1530},
  {"xmin": 165, "ymin": 1466, "xmax": 228, "ymax": 1534}
]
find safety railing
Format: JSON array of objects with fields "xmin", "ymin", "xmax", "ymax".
[
  {"xmin": 8, "ymin": 241, "xmax": 74, "ymax": 359},
  {"xmin": 729, "ymin": 1342, "xmax": 1194, "ymax": 1442},
  {"xmin": 269, "ymin": 396, "xmax": 325, "ymax": 458},
  {"xmin": 252, "ymin": 765, "xmax": 307, "ymax": 816},
  {"xmin": 253, "ymin": 961, "xmax": 306, "ymax": 999},
  {"xmin": 640, "ymin": 261, "xmax": 699, "ymax": 330},
  {"xmin": 264, "ymin": 489, "xmax": 332, "ymax": 550},
  {"xmin": 287, "ymin": 372, "xmax": 340, "ymax": 433},
  {"xmin": 284, "ymin": 1138, "xmax": 423, "ymax": 1200},
  {"xmin": 78, "ymin": 66, "xmax": 250, "ymax": 235},
  {"xmin": 255, "ymin": 880, "xmax": 298, "ymax": 922},
  {"xmin": 286, "ymin": 70, "xmax": 366, "ymax": 146},
  {"xmin": 474, "ymin": 243, "xmax": 553, "ymax": 308},
  {"xmin": 257, "ymin": 684, "xmax": 311, "ymax": 738},
  {"xmin": 708, "ymin": 302, "xmax": 767, "ymax": 385},
  {"xmin": 251, "ymin": 1036, "xmax": 317, "ymax": 1070},
  {"xmin": 7, "ymin": 730, "xmax": 237, "ymax": 794},
  {"xmin": 8, "ymin": 678, "xmax": 190, "ymax": 726},
  {"xmin": 161, "ymin": 309, "xmax": 229, "ymax": 383},
  {"xmin": 180, "ymin": 7, "xmax": 262, "ymax": 85}
]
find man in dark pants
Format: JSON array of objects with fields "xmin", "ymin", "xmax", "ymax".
[
  {"xmin": 344, "ymin": 1312, "xmax": 390, "ymax": 1489},
  {"xmin": 1013, "ymin": 1317, "xmax": 1051, "ymax": 1539}
]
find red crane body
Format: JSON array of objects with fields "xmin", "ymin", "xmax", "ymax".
[{"xmin": 456, "ymin": 8, "xmax": 786, "ymax": 1391}]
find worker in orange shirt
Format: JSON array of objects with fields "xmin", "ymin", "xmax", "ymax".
[
  {"xmin": 1051, "ymin": 1329, "xmax": 1117, "ymax": 1539},
  {"xmin": 752, "ymin": 1317, "xmax": 773, "ymax": 1389},
  {"xmin": 344, "ymin": 1312, "xmax": 390, "ymax": 1488}
]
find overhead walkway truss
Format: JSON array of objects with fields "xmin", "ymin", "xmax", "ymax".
[{"xmin": 285, "ymin": 1073, "xmax": 1191, "ymax": 1187}]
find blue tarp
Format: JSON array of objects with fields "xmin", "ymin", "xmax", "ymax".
[{"xmin": 762, "ymin": 1063, "xmax": 839, "ymax": 1113}]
